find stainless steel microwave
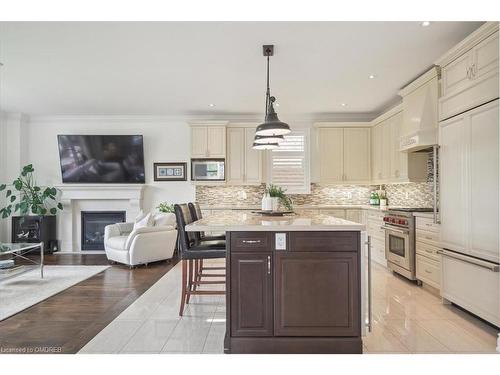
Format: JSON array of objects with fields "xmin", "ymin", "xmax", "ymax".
[{"xmin": 191, "ymin": 159, "xmax": 225, "ymax": 181}]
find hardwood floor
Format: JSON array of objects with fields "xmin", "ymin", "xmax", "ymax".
[{"xmin": 0, "ymin": 253, "xmax": 178, "ymax": 354}]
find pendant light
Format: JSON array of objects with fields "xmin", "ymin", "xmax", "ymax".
[{"xmin": 253, "ymin": 45, "xmax": 291, "ymax": 150}]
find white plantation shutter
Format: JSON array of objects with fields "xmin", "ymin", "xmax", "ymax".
[{"xmin": 268, "ymin": 129, "xmax": 310, "ymax": 194}]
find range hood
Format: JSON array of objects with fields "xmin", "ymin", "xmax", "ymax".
[{"xmin": 398, "ymin": 67, "xmax": 440, "ymax": 152}]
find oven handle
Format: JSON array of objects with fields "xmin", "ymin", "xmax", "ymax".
[{"xmin": 380, "ymin": 225, "xmax": 410, "ymax": 234}]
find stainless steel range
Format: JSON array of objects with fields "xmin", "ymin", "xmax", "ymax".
[{"xmin": 382, "ymin": 208, "xmax": 433, "ymax": 281}]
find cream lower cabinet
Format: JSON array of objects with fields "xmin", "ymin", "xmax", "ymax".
[
  {"xmin": 317, "ymin": 127, "xmax": 370, "ymax": 184},
  {"xmin": 415, "ymin": 216, "xmax": 442, "ymax": 291},
  {"xmin": 440, "ymin": 99, "xmax": 499, "ymax": 263},
  {"xmin": 190, "ymin": 123, "xmax": 227, "ymax": 158},
  {"xmin": 366, "ymin": 210, "xmax": 386, "ymax": 267},
  {"xmin": 226, "ymin": 127, "xmax": 262, "ymax": 185}
]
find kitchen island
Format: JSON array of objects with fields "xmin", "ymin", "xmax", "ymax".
[{"xmin": 185, "ymin": 211, "xmax": 367, "ymax": 354}]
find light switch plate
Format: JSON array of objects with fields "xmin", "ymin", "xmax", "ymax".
[{"xmin": 275, "ymin": 233, "xmax": 287, "ymax": 250}]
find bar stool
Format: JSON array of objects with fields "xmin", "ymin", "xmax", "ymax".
[
  {"xmin": 188, "ymin": 202, "xmax": 225, "ymax": 287},
  {"xmin": 174, "ymin": 203, "xmax": 226, "ymax": 316}
]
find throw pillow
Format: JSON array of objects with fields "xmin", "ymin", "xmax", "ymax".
[{"xmin": 133, "ymin": 212, "xmax": 152, "ymax": 231}]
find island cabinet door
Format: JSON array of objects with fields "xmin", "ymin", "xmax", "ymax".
[
  {"xmin": 274, "ymin": 251, "xmax": 360, "ymax": 337},
  {"xmin": 230, "ymin": 253, "xmax": 273, "ymax": 337}
]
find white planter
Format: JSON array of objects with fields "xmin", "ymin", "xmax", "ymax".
[{"xmin": 261, "ymin": 197, "xmax": 279, "ymax": 211}]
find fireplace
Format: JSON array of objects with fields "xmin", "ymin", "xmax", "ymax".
[{"xmin": 81, "ymin": 211, "xmax": 126, "ymax": 250}]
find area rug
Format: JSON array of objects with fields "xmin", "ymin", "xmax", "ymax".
[{"xmin": 0, "ymin": 265, "xmax": 110, "ymax": 321}]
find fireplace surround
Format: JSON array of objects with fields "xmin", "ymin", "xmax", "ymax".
[{"xmin": 56, "ymin": 185, "xmax": 144, "ymax": 252}]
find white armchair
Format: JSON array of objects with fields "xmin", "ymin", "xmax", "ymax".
[{"xmin": 104, "ymin": 215, "xmax": 177, "ymax": 266}]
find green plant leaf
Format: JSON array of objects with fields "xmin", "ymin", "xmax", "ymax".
[
  {"xmin": 57, "ymin": 203, "xmax": 63, "ymax": 210},
  {"xmin": 0, "ymin": 184, "xmax": 6, "ymax": 191},
  {"xmin": 6, "ymin": 189, "xmax": 11, "ymax": 197},
  {"xmin": 10, "ymin": 195, "xmax": 16, "ymax": 203},
  {"xmin": 50, "ymin": 208, "xmax": 57, "ymax": 215},
  {"xmin": 33, "ymin": 186, "xmax": 41, "ymax": 192},
  {"xmin": 14, "ymin": 179, "xmax": 22, "ymax": 190},
  {"xmin": 40, "ymin": 208, "xmax": 47, "ymax": 215}
]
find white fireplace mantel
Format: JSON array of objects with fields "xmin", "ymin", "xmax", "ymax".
[{"xmin": 56, "ymin": 184, "xmax": 145, "ymax": 252}]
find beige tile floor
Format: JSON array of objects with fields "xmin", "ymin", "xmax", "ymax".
[{"xmin": 79, "ymin": 260, "xmax": 499, "ymax": 354}]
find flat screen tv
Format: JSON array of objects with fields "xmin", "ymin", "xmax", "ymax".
[{"xmin": 57, "ymin": 135, "xmax": 145, "ymax": 183}]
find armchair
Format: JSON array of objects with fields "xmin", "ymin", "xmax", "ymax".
[{"xmin": 104, "ymin": 218, "xmax": 177, "ymax": 266}]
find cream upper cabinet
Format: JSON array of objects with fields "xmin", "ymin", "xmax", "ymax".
[
  {"xmin": 317, "ymin": 127, "xmax": 370, "ymax": 184},
  {"xmin": 437, "ymin": 24, "xmax": 499, "ymax": 121},
  {"xmin": 191, "ymin": 126, "xmax": 208, "ymax": 157},
  {"xmin": 371, "ymin": 123, "xmax": 383, "ymax": 182},
  {"xmin": 381, "ymin": 120, "xmax": 391, "ymax": 181},
  {"xmin": 318, "ymin": 128, "xmax": 343, "ymax": 183},
  {"xmin": 343, "ymin": 128, "xmax": 370, "ymax": 183},
  {"xmin": 439, "ymin": 99, "xmax": 499, "ymax": 262},
  {"xmin": 226, "ymin": 126, "xmax": 262, "ymax": 185},
  {"xmin": 371, "ymin": 108, "xmax": 427, "ymax": 184},
  {"xmin": 226, "ymin": 128, "xmax": 245, "ymax": 184},
  {"xmin": 206, "ymin": 126, "xmax": 226, "ymax": 157},
  {"xmin": 244, "ymin": 127, "xmax": 262, "ymax": 184},
  {"xmin": 190, "ymin": 123, "xmax": 227, "ymax": 158}
]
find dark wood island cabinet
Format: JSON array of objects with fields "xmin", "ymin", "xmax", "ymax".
[
  {"xmin": 185, "ymin": 211, "xmax": 366, "ymax": 354},
  {"xmin": 225, "ymin": 231, "xmax": 362, "ymax": 354}
]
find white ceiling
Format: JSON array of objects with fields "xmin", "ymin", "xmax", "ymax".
[{"xmin": 0, "ymin": 21, "xmax": 482, "ymax": 118}]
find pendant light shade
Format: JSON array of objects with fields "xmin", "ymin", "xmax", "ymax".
[
  {"xmin": 252, "ymin": 142, "xmax": 279, "ymax": 150},
  {"xmin": 255, "ymin": 97, "xmax": 291, "ymax": 136},
  {"xmin": 253, "ymin": 45, "xmax": 291, "ymax": 150},
  {"xmin": 253, "ymin": 134, "xmax": 284, "ymax": 144}
]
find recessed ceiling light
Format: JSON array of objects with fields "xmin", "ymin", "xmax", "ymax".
[
  {"xmin": 341, "ymin": 103, "xmax": 347, "ymax": 107},
  {"xmin": 369, "ymin": 74, "xmax": 376, "ymax": 79},
  {"xmin": 421, "ymin": 21, "xmax": 431, "ymax": 27},
  {"xmin": 208, "ymin": 103, "xmax": 216, "ymax": 107}
]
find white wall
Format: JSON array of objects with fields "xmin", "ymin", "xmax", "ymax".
[{"xmin": 0, "ymin": 115, "xmax": 196, "ymax": 242}]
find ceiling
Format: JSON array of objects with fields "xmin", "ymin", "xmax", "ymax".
[{"xmin": 0, "ymin": 21, "xmax": 483, "ymax": 118}]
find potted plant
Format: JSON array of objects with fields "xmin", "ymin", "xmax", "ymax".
[
  {"xmin": 263, "ymin": 184, "xmax": 293, "ymax": 212},
  {"xmin": 0, "ymin": 165, "xmax": 63, "ymax": 246},
  {"xmin": 157, "ymin": 202, "xmax": 175, "ymax": 213}
]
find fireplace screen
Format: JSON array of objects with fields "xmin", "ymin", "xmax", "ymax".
[{"xmin": 81, "ymin": 211, "xmax": 126, "ymax": 250}]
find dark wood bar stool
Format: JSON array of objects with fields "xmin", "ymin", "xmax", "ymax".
[
  {"xmin": 174, "ymin": 203, "xmax": 226, "ymax": 316},
  {"xmin": 188, "ymin": 202, "xmax": 226, "ymax": 286}
]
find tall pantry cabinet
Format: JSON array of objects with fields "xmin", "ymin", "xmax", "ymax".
[{"xmin": 437, "ymin": 22, "xmax": 499, "ymax": 327}]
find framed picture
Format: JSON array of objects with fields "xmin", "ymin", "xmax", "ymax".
[{"xmin": 153, "ymin": 162, "xmax": 187, "ymax": 181}]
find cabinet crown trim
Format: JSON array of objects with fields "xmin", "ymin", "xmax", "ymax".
[
  {"xmin": 313, "ymin": 122, "xmax": 370, "ymax": 128},
  {"xmin": 189, "ymin": 120, "xmax": 229, "ymax": 127},
  {"xmin": 398, "ymin": 66, "xmax": 440, "ymax": 97},
  {"xmin": 435, "ymin": 22, "xmax": 499, "ymax": 67},
  {"xmin": 370, "ymin": 103, "xmax": 403, "ymax": 126}
]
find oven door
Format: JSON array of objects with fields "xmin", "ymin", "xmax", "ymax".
[{"xmin": 384, "ymin": 225, "xmax": 411, "ymax": 271}]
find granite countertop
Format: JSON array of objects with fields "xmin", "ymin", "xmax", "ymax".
[{"xmin": 185, "ymin": 211, "xmax": 366, "ymax": 232}]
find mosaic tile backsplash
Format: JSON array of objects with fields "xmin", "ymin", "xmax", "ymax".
[{"xmin": 196, "ymin": 182, "xmax": 434, "ymax": 208}]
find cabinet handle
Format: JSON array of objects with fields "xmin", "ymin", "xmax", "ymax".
[
  {"xmin": 366, "ymin": 236, "xmax": 372, "ymax": 333},
  {"xmin": 267, "ymin": 256, "xmax": 271, "ymax": 274},
  {"xmin": 242, "ymin": 239, "xmax": 261, "ymax": 244}
]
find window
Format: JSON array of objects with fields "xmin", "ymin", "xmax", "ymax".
[{"xmin": 268, "ymin": 129, "xmax": 310, "ymax": 194}]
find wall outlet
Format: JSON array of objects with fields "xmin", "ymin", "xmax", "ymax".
[{"xmin": 275, "ymin": 233, "xmax": 287, "ymax": 250}]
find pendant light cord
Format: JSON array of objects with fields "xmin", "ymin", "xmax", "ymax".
[{"xmin": 265, "ymin": 52, "xmax": 270, "ymax": 117}]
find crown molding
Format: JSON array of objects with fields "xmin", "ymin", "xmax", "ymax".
[
  {"xmin": 398, "ymin": 66, "xmax": 440, "ymax": 97},
  {"xmin": 370, "ymin": 102, "xmax": 403, "ymax": 126}
]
